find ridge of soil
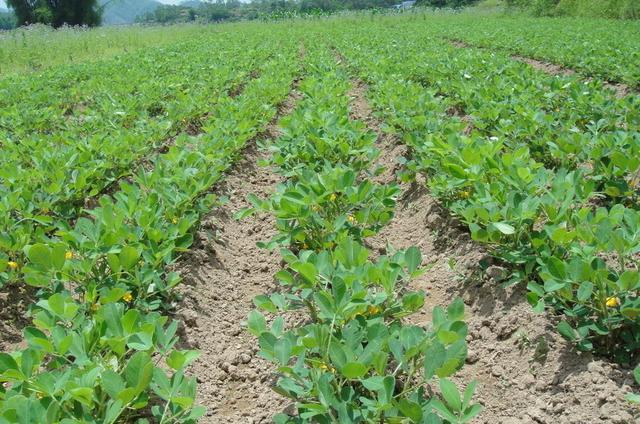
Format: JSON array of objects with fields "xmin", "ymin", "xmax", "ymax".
[
  {"xmin": 174, "ymin": 83, "xmax": 303, "ymax": 423},
  {"xmin": 0, "ymin": 285, "xmax": 36, "ymax": 352},
  {"xmin": 448, "ymin": 39, "xmax": 631, "ymax": 98},
  {"xmin": 346, "ymin": 78, "xmax": 638, "ymax": 424}
]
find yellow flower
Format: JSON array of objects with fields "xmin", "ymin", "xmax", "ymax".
[
  {"xmin": 347, "ymin": 215, "xmax": 356, "ymax": 223},
  {"xmin": 367, "ymin": 305, "xmax": 381, "ymax": 315},
  {"xmin": 460, "ymin": 190, "xmax": 470, "ymax": 199},
  {"xmin": 7, "ymin": 261, "xmax": 18, "ymax": 270},
  {"xmin": 172, "ymin": 217, "xmax": 178, "ymax": 224},
  {"xmin": 65, "ymin": 251, "xmax": 73, "ymax": 260},
  {"xmin": 122, "ymin": 293, "xmax": 133, "ymax": 303},
  {"xmin": 329, "ymin": 193, "xmax": 337, "ymax": 201},
  {"xmin": 318, "ymin": 363, "xmax": 334, "ymax": 372},
  {"xmin": 606, "ymin": 297, "xmax": 620, "ymax": 308},
  {"xmin": 91, "ymin": 302, "xmax": 101, "ymax": 312}
]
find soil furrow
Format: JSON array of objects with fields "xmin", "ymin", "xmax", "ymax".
[
  {"xmin": 174, "ymin": 83, "xmax": 303, "ymax": 424},
  {"xmin": 345, "ymin": 75, "xmax": 637, "ymax": 424},
  {"xmin": 448, "ymin": 38, "xmax": 632, "ymax": 98}
]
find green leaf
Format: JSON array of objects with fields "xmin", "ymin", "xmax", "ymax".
[
  {"xmin": 576, "ymin": 281, "xmax": 593, "ymax": 302},
  {"xmin": 440, "ymin": 378, "xmax": 462, "ymax": 412},
  {"xmin": 124, "ymin": 351, "xmax": 153, "ymax": 394},
  {"xmin": 621, "ymin": 308, "xmax": 640, "ymax": 319},
  {"xmin": 492, "ymin": 222, "xmax": 515, "ymax": 235},
  {"xmin": 294, "ymin": 262, "xmax": 317, "ymax": 283},
  {"xmin": 424, "ymin": 342, "xmax": 445, "ymax": 380},
  {"xmin": 274, "ymin": 338, "xmax": 292, "ymax": 366},
  {"xmin": 447, "ymin": 298, "xmax": 465, "ymax": 321},
  {"xmin": 398, "ymin": 398, "xmax": 423, "ymax": 421},
  {"xmin": 167, "ymin": 350, "xmax": 200, "ymax": 370},
  {"xmin": 341, "ymin": 362, "xmax": 368, "ymax": 379},
  {"xmin": 0, "ymin": 353, "xmax": 19, "ymax": 373},
  {"xmin": 405, "ymin": 247, "xmax": 421, "ymax": 274},
  {"xmin": 247, "ymin": 310, "xmax": 267, "ymax": 337},
  {"xmin": 119, "ymin": 246, "xmax": 141, "ymax": 271},
  {"xmin": 462, "ymin": 380, "xmax": 477, "ymax": 410},
  {"xmin": 27, "ymin": 244, "xmax": 51, "ymax": 268},
  {"xmin": 557, "ymin": 321, "xmax": 576, "ymax": 341}
]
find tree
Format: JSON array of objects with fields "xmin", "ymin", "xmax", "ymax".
[
  {"xmin": 7, "ymin": 0, "xmax": 102, "ymax": 27},
  {"xmin": 0, "ymin": 11, "xmax": 17, "ymax": 29}
]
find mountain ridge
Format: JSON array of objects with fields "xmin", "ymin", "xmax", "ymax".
[{"xmin": 100, "ymin": 0, "xmax": 163, "ymax": 25}]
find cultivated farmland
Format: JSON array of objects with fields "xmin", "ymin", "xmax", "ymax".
[{"xmin": 1, "ymin": 12, "xmax": 639, "ymax": 424}]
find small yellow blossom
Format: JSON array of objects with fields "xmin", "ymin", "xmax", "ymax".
[
  {"xmin": 606, "ymin": 297, "xmax": 620, "ymax": 308},
  {"xmin": 122, "ymin": 293, "xmax": 133, "ymax": 303},
  {"xmin": 7, "ymin": 261, "xmax": 18, "ymax": 270},
  {"xmin": 367, "ymin": 305, "xmax": 381, "ymax": 315},
  {"xmin": 318, "ymin": 363, "xmax": 334, "ymax": 372},
  {"xmin": 172, "ymin": 218, "xmax": 178, "ymax": 224},
  {"xmin": 329, "ymin": 193, "xmax": 337, "ymax": 201},
  {"xmin": 65, "ymin": 251, "xmax": 74, "ymax": 260},
  {"xmin": 91, "ymin": 302, "xmax": 101, "ymax": 312},
  {"xmin": 460, "ymin": 190, "xmax": 471, "ymax": 199},
  {"xmin": 347, "ymin": 215, "xmax": 356, "ymax": 224}
]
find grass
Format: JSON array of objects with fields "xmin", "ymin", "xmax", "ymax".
[{"xmin": 0, "ymin": 23, "xmax": 213, "ymax": 77}]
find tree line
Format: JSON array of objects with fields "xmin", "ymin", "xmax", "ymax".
[
  {"xmin": 138, "ymin": 0, "xmax": 477, "ymax": 24},
  {"xmin": 2, "ymin": 0, "xmax": 478, "ymax": 28},
  {"xmin": 6, "ymin": 0, "xmax": 101, "ymax": 27}
]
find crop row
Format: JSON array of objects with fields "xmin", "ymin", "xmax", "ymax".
[
  {"xmin": 0, "ymin": 35, "xmax": 275, "ymax": 287},
  {"xmin": 0, "ymin": 33, "xmax": 300, "ymax": 422},
  {"xmin": 328, "ymin": 22, "xmax": 640, "ymax": 366},
  {"xmin": 243, "ymin": 42, "xmax": 480, "ymax": 423},
  {"xmin": 418, "ymin": 14, "xmax": 640, "ymax": 88}
]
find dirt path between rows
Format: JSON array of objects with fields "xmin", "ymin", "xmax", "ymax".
[
  {"xmin": 346, "ymin": 78, "xmax": 638, "ymax": 424},
  {"xmin": 449, "ymin": 39, "xmax": 631, "ymax": 98},
  {"xmin": 174, "ymin": 83, "xmax": 302, "ymax": 423}
]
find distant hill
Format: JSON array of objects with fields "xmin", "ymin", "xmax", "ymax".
[
  {"xmin": 180, "ymin": 0, "xmax": 205, "ymax": 7},
  {"xmin": 100, "ymin": 0, "xmax": 163, "ymax": 25}
]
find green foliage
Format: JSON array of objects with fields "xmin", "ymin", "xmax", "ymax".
[
  {"xmin": 137, "ymin": 0, "xmax": 400, "ymax": 25},
  {"xmin": 0, "ymin": 27, "xmax": 301, "ymax": 423},
  {"xmin": 7, "ymin": 0, "xmax": 102, "ymax": 27},
  {"xmin": 331, "ymin": 18, "xmax": 640, "ymax": 363},
  {"xmin": 418, "ymin": 0, "xmax": 479, "ymax": 8},
  {"xmin": 505, "ymin": 0, "xmax": 640, "ymax": 19},
  {"xmin": 434, "ymin": 14, "xmax": 640, "ymax": 87},
  {"xmin": 243, "ymin": 44, "xmax": 479, "ymax": 422},
  {"xmin": 0, "ymin": 10, "xmax": 17, "ymax": 29},
  {"xmin": 0, "ymin": 25, "xmax": 209, "ymax": 76}
]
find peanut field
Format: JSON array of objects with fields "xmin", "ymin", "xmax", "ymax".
[{"xmin": 1, "ymin": 12, "xmax": 639, "ymax": 424}]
